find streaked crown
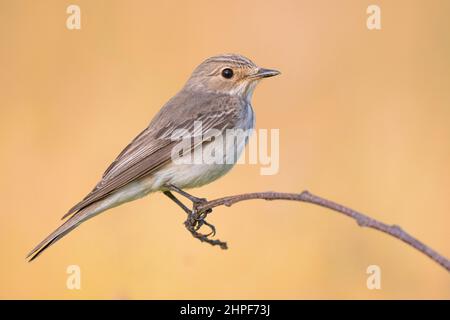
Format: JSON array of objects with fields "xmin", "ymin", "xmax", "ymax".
[{"xmin": 185, "ymin": 54, "xmax": 280, "ymax": 100}]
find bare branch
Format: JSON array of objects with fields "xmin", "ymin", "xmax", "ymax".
[{"xmin": 184, "ymin": 190, "xmax": 450, "ymax": 273}]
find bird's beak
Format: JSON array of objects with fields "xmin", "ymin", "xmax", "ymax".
[{"xmin": 252, "ymin": 67, "xmax": 281, "ymax": 79}]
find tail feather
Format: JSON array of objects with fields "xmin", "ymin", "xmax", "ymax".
[{"xmin": 27, "ymin": 206, "xmax": 98, "ymax": 262}]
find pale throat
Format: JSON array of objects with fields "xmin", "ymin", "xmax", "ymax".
[{"xmin": 230, "ymin": 80, "xmax": 259, "ymax": 103}]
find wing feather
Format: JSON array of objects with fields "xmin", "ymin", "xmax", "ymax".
[{"xmin": 62, "ymin": 92, "xmax": 241, "ymax": 219}]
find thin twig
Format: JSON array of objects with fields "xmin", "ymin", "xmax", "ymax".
[{"xmin": 185, "ymin": 190, "xmax": 449, "ymax": 273}]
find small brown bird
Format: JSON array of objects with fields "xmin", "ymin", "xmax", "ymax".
[{"xmin": 27, "ymin": 54, "xmax": 280, "ymax": 261}]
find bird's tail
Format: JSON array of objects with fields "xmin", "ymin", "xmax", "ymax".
[{"xmin": 26, "ymin": 205, "xmax": 100, "ymax": 262}]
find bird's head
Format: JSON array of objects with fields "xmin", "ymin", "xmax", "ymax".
[{"xmin": 185, "ymin": 54, "xmax": 280, "ymax": 101}]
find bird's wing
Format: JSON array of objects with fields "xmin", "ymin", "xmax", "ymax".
[{"xmin": 62, "ymin": 93, "xmax": 241, "ymax": 219}]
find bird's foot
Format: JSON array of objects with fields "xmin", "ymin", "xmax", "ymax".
[
  {"xmin": 191, "ymin": 213, "xmax": 216, "ymax": 237},
  {"xmin": 185, "ymin": 217, "xmax": 227, "ymax": 250},
  {"xmin": 185, "ymin": 200, "xmax": 226, "ymax": 249},
  {"xmin": 164, "ymin": 184, "xmax": 227, "ymax": 249}
]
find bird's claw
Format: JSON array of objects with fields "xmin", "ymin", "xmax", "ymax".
[
  {"xmin": 189, "ymin": 213, "xmax": 216, "ymax": 238},
  {"xmin": 202, "ymin": 220, "xmax": 216, "ymax": 237}
]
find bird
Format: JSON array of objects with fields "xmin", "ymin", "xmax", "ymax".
[{"xmin": 27, "ymin": 54, "xmax": 280, "ymax": 261}]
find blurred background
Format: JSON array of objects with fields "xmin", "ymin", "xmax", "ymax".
[{"xmin": 0, "ymin": 0, "xmax": 449, "ymax": 299}]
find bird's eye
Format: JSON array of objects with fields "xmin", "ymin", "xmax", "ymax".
[{"xmin": 221, "ymin": 68, "xmax": 234, "ymax": 79}]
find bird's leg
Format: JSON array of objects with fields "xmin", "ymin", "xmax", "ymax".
[
  {"xmin": 163, "ymin": 191, "xmax": 215, "ymax": 235},
  {"xmin": 166, "ymin": 184, "xmax": 213, "ymax": 224},
  {"xmin": 164, "ymin": 184, "xmax": 217, "ymax": 239},
  {"xmin": 163, "ymin": 191, "xmax": 191, "ymax": 215},
  {"xmin": 166, "ymin": 184, "xmax": 208, "ymax": 206}
]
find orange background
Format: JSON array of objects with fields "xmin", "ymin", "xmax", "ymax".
[{"xmin": 1, "ymin": 0, "xmax": 449, "ymax": 299}]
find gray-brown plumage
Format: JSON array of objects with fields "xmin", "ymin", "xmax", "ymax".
[{"xmin": 27, "ymin": 54, "xmax": 280, "ymax": 261}]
